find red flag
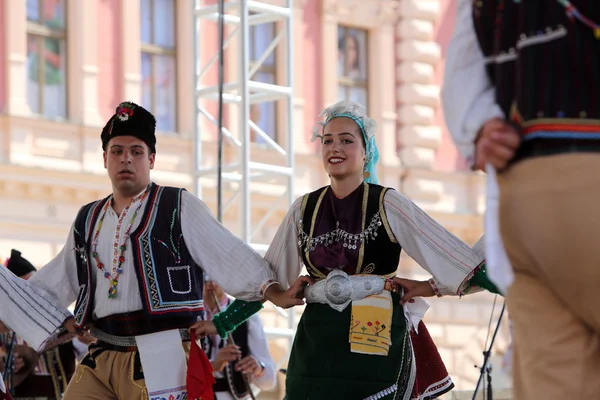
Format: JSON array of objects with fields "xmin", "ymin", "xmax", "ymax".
[{"xmin": 186, "ymin": 330, "xmax": 216, "ymax": 400}]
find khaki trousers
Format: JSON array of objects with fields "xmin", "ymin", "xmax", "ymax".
[
  {"xmin": 63, "ymin": 343, "xmax": 190, "ymax": 400},
  {"xmin": 498, "ymin": 153, "xmax": 600, "ymax": 400}
]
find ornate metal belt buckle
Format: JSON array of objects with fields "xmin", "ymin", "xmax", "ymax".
[{"xmin": 305, "ymin": 269, "xmax": 385, "ymax": 312}]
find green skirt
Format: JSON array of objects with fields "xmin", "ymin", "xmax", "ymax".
[{"xmin": 285, "ymin": 293, "xmax": 414, "ymax": 400}]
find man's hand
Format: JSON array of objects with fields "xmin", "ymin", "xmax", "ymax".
[
  {"xmin": 62, "ymin": 317, "xmax": 82, "ymax": 336},
  {"xmin": 474, "ymin": 118, "xmax": 521, "ymax": 171},
  {"xmin": 263, "ymin": 276, "xmax": 314, "ymax": 309},
  {"xmin": 189, "ymin": 321, "xmax": 218, "ymax": 339},
  {"xmin": 212, "ymin": 344, "xmax": 241, "ymax": 372},
  {"xmin": 392, "ymin": 278, "xmax": 435, "ymax": 305},
  {"xmin": 235, "ymin": 355, "xmax": 263, "ymax": 376}
]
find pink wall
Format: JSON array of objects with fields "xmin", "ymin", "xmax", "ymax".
[
  {"xmin": 0, "ymin": 2, "xmax": 6, "ymax": 113},
  {"xmin": 433, "ymin": 0, "xmax": 468, "ymax": 171},
  {"xmin": 97, "ymin": 0, "xmax": 123, "ymax": 121},
  {"xmin": 202, "ymin": 0, "xmax": 221, "ymax": 141},
  {"xmin": 301, "ymin": 0, "xmax": 323, "ymax": 144}
]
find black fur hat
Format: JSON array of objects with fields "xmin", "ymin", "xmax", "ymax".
[
  {"xmin": 6, "ymin": 249, "xmax": 36, "ymax": 278},
  {"xmin": 101, "ymin": 101, "xmax": 157, "ymax": 153}
]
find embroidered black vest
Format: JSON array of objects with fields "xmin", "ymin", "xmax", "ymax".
[
  {"xmin": 299, "ymin": 184, "xmax": 402, "ymax": 279},
  {"xmin": 472, "ymin": 1, "xmax": 600, "ymax": 149},
  {"xmin": 212, "ymin": 320, "xmax": 251, "ymax": 399},
  {"xmin": 71, "ymin": 184, "xmax": 204, "ymax": 329}
]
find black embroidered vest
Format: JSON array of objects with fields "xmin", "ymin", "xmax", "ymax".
[
  {"xmin": 472, "ymin": 1, "xmax": 600, "ymax": 146},
  {"xmin": 299, "ymin": 184, "xmax": 402, "ymax": 279},
  {"xmin": 212, "ymin": 320, "xmax": 251, "ymax": 399},
  {"xmin": 71, "ymin": 184, "xmax": 204, "ymax": 329}
]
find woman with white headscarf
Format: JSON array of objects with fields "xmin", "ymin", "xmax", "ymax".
[
  {"xmin": 196, "ymin": 101, "xmax": 499, "ymax": 399},
  {"xmin": 260, "ymin": 100, "xmax": 499, "ymax": 399}
]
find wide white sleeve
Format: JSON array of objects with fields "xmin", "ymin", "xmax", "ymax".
[
  {"xmin": 263, "ymin": 197, "xmax": 304, "ymax": 290},
  {"xmin": 180, "ymin": 191, "xmax": 277, "ymax": 301},
  {"xmin": 0, "ymin": 266, "xmax": 71, "ymax": 351},
  {"xmin": 441, "ymin": 0, "xmax": 505, "ymax": 164},
  {"xmin": 29, "ymin": 223, "xmax": 81, "ymax": 309},
  {"xmin": 247, "ymin": 314, "xmax": 276, "ymax": 390},
  {"xmin": 383, "ymin": 190, "xmax": 484, "ymax": 296},
  {"xmin": 471, "ymin": 235, "xmax": 486, "ymax": 259}
]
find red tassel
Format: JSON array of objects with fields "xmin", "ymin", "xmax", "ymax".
[{"xmin": 186, "ymin": 329, "xmax": 216, "ymax": 400}]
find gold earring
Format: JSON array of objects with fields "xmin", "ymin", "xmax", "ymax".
[{"xmin": 363, "ymin": 171, "xmax": 370, "ymax": 179}]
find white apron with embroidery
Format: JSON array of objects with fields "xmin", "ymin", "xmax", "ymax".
[{"xmin": 136, "ymin": 330, "xmax": 188, "ymax": 400}]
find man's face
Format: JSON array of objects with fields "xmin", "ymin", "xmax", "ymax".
[{"xmin": 103, "ymin": 136, "xmax": 155, "ymax": 197}]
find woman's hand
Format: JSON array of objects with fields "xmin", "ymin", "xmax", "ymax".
[
  {"xmin": 263, "ymin": 276, "xmax": 315, "ymax": 309},
  {"xmin": 392, "ymin": 277, "xmax": 435, "ymax": 305}
]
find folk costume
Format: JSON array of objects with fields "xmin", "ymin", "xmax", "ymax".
[
  {"xmin": 442, "ymin": 1, "xmax": 600, "ymax": 398},
  {"xmin": 0, "ymin": 333, "xmax": 77, "ymax": 400},
  {"xmin": 204, "ymin": 296, "xmax": 276, "ymax": 400},
  {"xmin": 0, "ymin": 262, "xmax": 70, "ymax": 400},
  {"xmin": 0, "ymin": 263, "xmax": 70, "ymax": 354},
  {"xmin": 3, "ymin": 102, "xmax": 277, "ymax": 400},
  {"xmin": 2, "ymin": 250, "xmax": 78, "ymax": 400},
  {"xmin": 258, "ymin": 101, "xmax": 498, "ymax": 400}
]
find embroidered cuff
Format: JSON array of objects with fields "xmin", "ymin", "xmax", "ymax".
[
  {"xmin": 212, "ymin": 299, "xmax": 264, "ymax": 339},
  {"xmin": 383, "ymin": 277, "xmax": 397, "ymax": 293},
  {"xmin": 428, "ymin": 278, "xmax": 443, "ymax": 298},
  {"xmin": 462, "ymin": 260, "xmax": 501, "ymax": 296},
  {"xmin": 259, "ymin": 279, "xmax": 279, "ymax": 299}
]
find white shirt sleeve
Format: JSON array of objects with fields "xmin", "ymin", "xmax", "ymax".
[
  {"xmin": 471, "ymin": 235, "xmax": 486, "ymax": 259},
  {"xmin": 383, "ymin": 190, "xmax": 484, "ymax": 295},
  {"xmin": 29, "ymin": 223, "xmax": 81, "ymax": 309},
  {"xmin": 263, "ymin": 197, "xmax": 304, "ymax": 290},
  {"xmin": 441, "ymin": 0, "xmax": 505, "ymax": 164},
  {"xmin": 180, "ymin": 191, "xmax": 277, "ymax": 301},
  {"xmin": 0, "ymin": 266, "xmax": 71, "ymax": 351},
  {"xmin": 247, "ymin": 313, "xmax": 277, "ymax": 390}
]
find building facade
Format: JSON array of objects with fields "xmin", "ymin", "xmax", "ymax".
[{"xmin": 0, "ymin": 0, "xmax": 511, "ymax": 398}]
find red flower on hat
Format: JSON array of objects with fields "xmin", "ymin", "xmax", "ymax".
[{"xmin": 116, "ymin": 102, "xmax": 136, "ymax": 121}]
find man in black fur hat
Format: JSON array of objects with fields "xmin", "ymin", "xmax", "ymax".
[{"xmin": 0, "ymin": 101, "xmax": 303, "ymax": 400}]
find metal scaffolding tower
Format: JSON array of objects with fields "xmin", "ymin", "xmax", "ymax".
[{"xmin": 192, "ymin": 0, "xmax": 297, "ymax": 379}]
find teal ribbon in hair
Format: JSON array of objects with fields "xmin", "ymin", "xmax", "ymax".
[{"xmin": 324, "ymin": 112, "xmax": 380, "ymax": 184}]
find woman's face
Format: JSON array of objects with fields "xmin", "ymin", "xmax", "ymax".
[{"xmin": 321, "ymin": 117, "xmax": 365, "ymax": 181}]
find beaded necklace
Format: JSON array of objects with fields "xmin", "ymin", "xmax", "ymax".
[
  {"xmin": 555, "ymin": 0, "xmax": 600, "ymax": 38},
  {"xmin": 91, "ymin": 187, "xmax": 149, "ymax": 299},
  {"xmin": 509, "ymin": 1, "xmax": 600, "ymax": 38}
]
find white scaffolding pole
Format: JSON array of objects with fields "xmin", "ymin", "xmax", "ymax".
[{"xmin": 192, "ymin": 0, "xmax": 297, "ymax": 378}]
